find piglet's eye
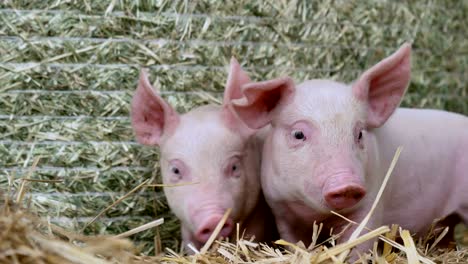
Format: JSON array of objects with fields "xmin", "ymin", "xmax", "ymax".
[
  {"xmin": 225, "ymin": 156, "xmax": 242, "ymax": 178},
  {"xmin": 168, "ymin": 159, "xmax": 188, "ymax": 183},
  {"xmin": 292, "ymin": 130, "xmax": 306, "ymax": 140},
  {"xmin": 286, "ymin": 121, "xmax": 311, "ymax": 149},
  {"xmin": 354, "ymin": 123, "xmax": 365, "ymax": 150}
]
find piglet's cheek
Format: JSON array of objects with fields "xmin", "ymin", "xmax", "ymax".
[{"xmin": 303, "ymin": 180, "xmax": 322, "ymax": 201}]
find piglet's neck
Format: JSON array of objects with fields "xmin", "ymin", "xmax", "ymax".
[{"xmin": 241, "ymin": 192, "xmax": 278, "ymax": 242}]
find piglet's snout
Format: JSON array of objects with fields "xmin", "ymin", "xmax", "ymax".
[
  {"xmin": 322, "ymin": 174, "xmax": 366, "ymax": 210},
  {"xmin": 195, "ymin": 215, "xmax": 234, "ymax": 244}
]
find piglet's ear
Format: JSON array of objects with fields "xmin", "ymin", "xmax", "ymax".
[
  {"xmin": 352, "ymin": 43, "xmax": 411, "ymax": 128},
  {"xmin": 231, "ymin": 77, "xmax": 295, "ymax": 130},
  {"xmin": 131, "ymin": 69, "xmax": 179, "ymax": 146},
  {"xmin": 223, "ymin": 57, "xmax": 251, "ymax": 103},
  {"xmin": 221, "ymin": 57, "xmax": 254, "ymax": 133}
]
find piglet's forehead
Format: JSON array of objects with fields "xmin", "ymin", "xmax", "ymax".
[
  {"xmin": 162, "ymin": 110, "xmax": 246, "ymax": 161},
  {"xmin": 276, "ymin": 80, "xmax": 365, "ymax": 127}
]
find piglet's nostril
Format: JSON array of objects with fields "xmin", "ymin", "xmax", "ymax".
[
  {"xmin": 331, "ymin": 193, "xmax": 341, "ymax": 199},
  {"xmin": 201, "ymin": 228, "xmax": 211, "ymax": 235},
  {"xmin": 353, "ymin": 192, "xmax": 364, "ymax": 200},
  {"xmin": 220, "ymin": 221, "xmax": 233, "ymax": 236}
]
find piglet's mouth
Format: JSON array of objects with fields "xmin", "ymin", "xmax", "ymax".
[{"xmin": 321, "ymin": 173, "xmax": 366, "ymax": 210}]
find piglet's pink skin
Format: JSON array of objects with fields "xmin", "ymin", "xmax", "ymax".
[
  {"xmin": 231, "ymin": 43, "xmax": 468, "ymax": 256},
  {"xmin": 131, "ymin": 59, "xmax": 277, "ymax": 250}
]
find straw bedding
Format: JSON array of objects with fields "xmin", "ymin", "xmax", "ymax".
[
  {"xmin": 1, "ymin": 191, "xmax": 467, "ymax": 263},
  {"xmin": 0, "ymin": 0, "xmax": 466, "ymax": 262}
]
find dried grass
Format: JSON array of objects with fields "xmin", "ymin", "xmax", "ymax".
[
  {"xmin": 1, "ymin": 194, "xmax": 467, "ymax": 263},
  {"xmin": 0, "ymin": 0, "xmax": 466, "ymax": 256}
]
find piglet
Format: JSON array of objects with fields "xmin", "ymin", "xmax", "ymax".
[
  {"xmin": 230, "ymin": 43, "xmax": 468, "ymax": 257},
  {"xmin": 131, "ymin": 59, "xmax": 277, "ymax": 250}
]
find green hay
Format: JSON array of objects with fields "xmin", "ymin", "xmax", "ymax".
[{"xmin": 0, "ymin": 0, "xmax": 466, "ymax": 256}]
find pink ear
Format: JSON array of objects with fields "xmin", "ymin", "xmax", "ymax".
[
  {"xmin": 352, "ymin": 43, "xmax": 412, "ymax": 128},
  {"xmin": 222, "ymin": 57, "xmax": 253, "ymax": 133},
  {"xmin": 131, "ymin": 69, "xmax": 179, "ymax": 145},
  {"xmin": 223, "ymin": 57, "xmax": 251, "ymax": 103},
  {"xmin": 231, "ymin": 77, "xmax": 295, "ymax": 129}
]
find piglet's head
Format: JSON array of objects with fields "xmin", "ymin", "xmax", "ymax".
[
  {"xmin": 131, "ymin": 59, "xmax": 261, "ymax": 248},
  {"xmin": 232, "ymin": 43, "xmax": 411, "ymax": 212}
]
